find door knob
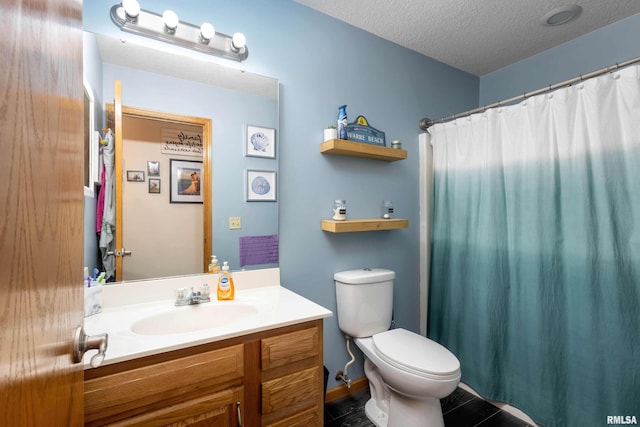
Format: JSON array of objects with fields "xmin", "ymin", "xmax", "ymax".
[{"xmin": 72, "ymin": 326, "xmax": 108, "ymax": 368}]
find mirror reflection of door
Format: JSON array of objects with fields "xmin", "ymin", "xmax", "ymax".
[
  {"xmin": 121, "ymin": 116, "xmax": 204, "ymax": 280},
  {"xmin": 107, "ymin": 81, "xmax": 212, "ymax": 281}
]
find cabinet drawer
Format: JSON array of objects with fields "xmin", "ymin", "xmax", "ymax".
[
  {"xmin": 261, "ymin": 366, "xmax": 321, "ymax": 415},
  {"xmin": 264, "ymin": 406, "xmax": 320, "ymax": 427},
  {"xmin": 261, "ymin": 327, "xmax": 319, "ymax": 370},
  {"xmin": 85, "ymin": 344, "xmax": 243, "ymax": 425}
]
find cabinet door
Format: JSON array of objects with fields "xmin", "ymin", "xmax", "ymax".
[
  {"xmin": 85, "ymin": 344, "xmax": 243, "ymax": 424},
  {"xmin": 109, "ymin": 386, "xmax": 243, "ymax": 427}
]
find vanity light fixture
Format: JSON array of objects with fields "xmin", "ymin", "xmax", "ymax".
[
  {"xmin": 121, "ymin": 0, "xmax": 140, "ymax": 20},
  {"xmin": 110, "ymin": 1, "xmax": 249, "ymax": 61},
  {"xmin": 162, "ymin": 10, "xmax": 179, "ymax": 33}
]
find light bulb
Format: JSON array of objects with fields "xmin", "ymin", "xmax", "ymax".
[
  {"xmin": 231, "ymin": 32, "xmax": 246, "ymax": 51},
  {"xmin": 163, "ymin": 10, "xmax": 179, "ymax": 32},
  {"xmin": 200, "ymin": 22, "xmax": 215, "ymax": 43},
  {"xmin": 121, "ymin": 0, "xmax": 140, "ymax": 19}
]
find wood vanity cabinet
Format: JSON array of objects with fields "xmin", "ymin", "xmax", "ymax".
[{"xmin": 84, "ymin": 320, "xmax": 324, "ymax": 426}]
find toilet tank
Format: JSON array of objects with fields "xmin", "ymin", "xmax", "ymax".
[{"xmin": 334, "ymin": 268, "xmax": 394, "ymax": 338}]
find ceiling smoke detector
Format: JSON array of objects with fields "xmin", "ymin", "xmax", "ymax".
[{"xmin": 543, "ymin": 5, "xmax": 583, "ymax": 26}]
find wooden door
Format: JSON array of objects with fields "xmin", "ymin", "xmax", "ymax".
[
  {"xmin": 114, "ymin": 81, "xmax": 124, "ymax": 281},
  {"xmin": 0, "ymin": 0, "xmax": 85, "ymax": 425}
]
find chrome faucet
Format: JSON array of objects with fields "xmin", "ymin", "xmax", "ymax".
[{"xmin": 175, "ymin": 285, "xmax": 211, "ymax": 306}]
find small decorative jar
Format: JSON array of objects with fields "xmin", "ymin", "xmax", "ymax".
[
  {"xmin": 391, "ymin": 140, "xmax": 402, "ymax": 149},
  {"xmin": 332, "ymin": 199, "xmax": 347, "ymax": 221},
  {"xmin": 382, "ymin": 200, "xmax": 394, "ymax": 219}
]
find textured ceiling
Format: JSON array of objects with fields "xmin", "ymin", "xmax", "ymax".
[{"xmin": 294, "ymin": 0, "xmax": 640, "ymax": 76}]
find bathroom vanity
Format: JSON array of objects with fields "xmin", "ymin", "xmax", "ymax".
[{"xmin": 83, "ymin": 269, "xmax": 331, "ymax": 426}]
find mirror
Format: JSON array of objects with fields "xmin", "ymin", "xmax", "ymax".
[{"xmin": 83, "ymin": 31, "xmax": 279, "ymax": 283}]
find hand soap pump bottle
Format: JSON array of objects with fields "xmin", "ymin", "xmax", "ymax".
[
  {"xmin": 208, "ymin": 255, "xmax": 220, "ymax": 274},
  {"xmin": 217, "ymin": 261, "xmax": 234, "ymax": 300}
]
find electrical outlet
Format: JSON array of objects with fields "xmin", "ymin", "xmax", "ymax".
[{"xmin": 229, "ymin": 216, "xmax": 241, "ymax": 229}]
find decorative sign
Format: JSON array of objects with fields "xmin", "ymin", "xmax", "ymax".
[
  {"xmin": 161, "ymin": 128, "xmax": 203, "ymax": 157},
  {"xmin": 239, "ymin": 234, "xmax": 279, "ymax": 267},
  {"xmin": 345, "ymin": 115, "xmax": 386, "ymax": 147}
]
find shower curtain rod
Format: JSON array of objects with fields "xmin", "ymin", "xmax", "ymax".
[{"xmin": 419, "ymin": 55, "xmax": 640, "ymax": 130}]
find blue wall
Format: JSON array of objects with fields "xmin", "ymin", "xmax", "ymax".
[
  {"xmin": 84, "ymin": 1, "xmax": 640, "ymax": 392},
  {"xmin": 480, "ymin": 13, "xmax": 640, "ymax": 105},
  {"xmin": 83, "ymin": 0, "xmax": 478, "ymax": 387}
]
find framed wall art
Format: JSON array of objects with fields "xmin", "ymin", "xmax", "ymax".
[
  {"xmin": 246, "ymin": 169, "xmax": 276, "ymax": 202},
  {"xmin": 170, "ymin": 159, "xmax": 203, "ymax": 203},
  {"xmin": 148, "ymin": 178, "xmax": 161, "ymax": 194},
  {"xmin": 147, "ymin": 160, "xmax": 160, "ymax": 176},
  {"xmin": 245, "ymin": 124, "xmax": 275, "ymax": 159},
  {"xmin": 126, "ymin": 170, "xmax": 145, "ymax": 182}
]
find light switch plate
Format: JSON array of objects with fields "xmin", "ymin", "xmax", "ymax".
[{"xmin": 229, "ymin": 216, "xmax": 241, "ymax": 229}]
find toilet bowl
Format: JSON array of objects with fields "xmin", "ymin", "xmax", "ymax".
[
  {"xmin": 334, "ymin": 268, "xmax": 461, "ymax": 427},
  {"xmin": 355, "ymin": 329, "xmax": 460, "ymax": 427}
]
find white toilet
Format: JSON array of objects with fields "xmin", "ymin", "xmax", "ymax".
[{"xmin": 334, "ymin": 268, "xmax": 461, "ymax": 427}]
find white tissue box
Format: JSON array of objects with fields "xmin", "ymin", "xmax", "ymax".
[{"xmin": 84, "ymin": 283, "xmax": 103, "ymax": 317}]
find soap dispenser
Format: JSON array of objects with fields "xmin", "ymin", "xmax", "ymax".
[
  {"xmin": 217, "ymin": 261, "xmax": 235, "ymax": 300},
  {"xmin": 208, "ymin": 255, "xmax": 220, "ymax": 274}
]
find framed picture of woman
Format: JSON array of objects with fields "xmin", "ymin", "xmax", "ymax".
[{"xmin": 170, "ymin": 159, "xmax": 203, "ymax": 203}]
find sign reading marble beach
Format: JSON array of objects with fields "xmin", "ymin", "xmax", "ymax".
[{"xmin": 161, "ymin": 128, "xmax": 203, "ymax": 157}]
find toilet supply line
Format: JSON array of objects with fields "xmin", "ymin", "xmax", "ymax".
[{"xmin": 336, "ymin": 334, "xmax": 355, "ymax": 389}]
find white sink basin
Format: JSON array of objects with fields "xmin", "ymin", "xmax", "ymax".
[{"xmin": 130, "ymin": 302, "xmax": 260, "ymax": 335}]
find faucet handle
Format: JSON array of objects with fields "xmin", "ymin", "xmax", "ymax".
[
  {"xmin": 200, "ymin": 283, "xmax": 210, "ymax": 299},
  {"xmin": 175, "ymin": 287, "xmax": 187, "ymax": 300}
]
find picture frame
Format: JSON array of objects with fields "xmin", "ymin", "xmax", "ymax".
[
  {"xmin": 126, "ymin": 170, "xmax": 145, "ymax": 182},
  {"xmin": 170, "ymin": 159, "xmax": 203, "ymax": 203},
  {"xmin": 147, "ymin": 160, "xmax": 160, "ymax": 177},
  {"xmin": 148, "ymin": 178, "xmax": 161, "ymax": 194},
  {"xmin": 246, "ymin": 169, "xmax": 276, "ymax": 202},
  {"xmin": 245, "ymin": 124, "xmax": 276, "ymax": 159}
]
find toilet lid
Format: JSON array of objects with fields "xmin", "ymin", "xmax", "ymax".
[{"xmin": 372, "ymin": 328, "xmax": 460, "ymax": 378}]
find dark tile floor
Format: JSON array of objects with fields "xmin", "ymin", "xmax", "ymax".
[{"xmin": 324, "ymin": 386, "xmax": 537, "ymax": 427}]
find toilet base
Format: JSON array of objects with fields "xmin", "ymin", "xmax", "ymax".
[
  {"xmin": 364, "ymin": 398, "xmax": 388, "ymax": 427},
  {"xmin": 364, "ymin": 392, "xmax": 444, "ymax": 427},
  {"xmin": 387, "ymin": 392, "xmax": 444, "ymax": 427},
  {"xmin": 364, "ymin": 390, "xmax": 445, "ymax": 427}
]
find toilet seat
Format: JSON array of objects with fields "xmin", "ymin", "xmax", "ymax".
[{"xmin": 372, "ymin": 328, "xmax": 460, "ymax": 380}]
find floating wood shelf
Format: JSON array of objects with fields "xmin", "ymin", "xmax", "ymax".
[
  {"xmin": 320, "ymin": 139, "xmax": 407, "ymax": 162},
  {"xmin": 321, "ymin": 218, "xmax": 409, "ymax": 233}
]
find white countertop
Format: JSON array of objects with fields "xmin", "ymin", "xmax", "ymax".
[{"xmin": 83, "ymin": 270, "xmax": 332, "ymax": 368}]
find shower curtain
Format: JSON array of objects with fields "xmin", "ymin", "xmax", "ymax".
[{"xmin": 428, "ymin": 65, "xmax": 640, "ymax": 427}]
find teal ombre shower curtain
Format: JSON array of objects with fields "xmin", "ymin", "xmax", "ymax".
[{"xmin": 428, "ymin": 65, "xmax": 640, "ymax": 427}]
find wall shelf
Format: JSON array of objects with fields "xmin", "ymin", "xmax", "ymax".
[
  {"xmin": 321, "ymin": 218, "xmax": 409, "ymax": 233},
  {"xmin": 320, "ymin": 139, "xmax": 407, "ymax": 162}
]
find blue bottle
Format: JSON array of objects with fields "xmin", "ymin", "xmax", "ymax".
[{"xmin": 337, "ymin": 105, "xmax": 348, "ymax": 140}]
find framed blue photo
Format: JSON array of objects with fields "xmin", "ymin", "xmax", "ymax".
[
  {"xmin": 245, "ymin": 125, "xmax": 275, "ymax": 159},
  {"xmin": 246, "ymin": 169, "xmax": 276, "ymax": 202}
]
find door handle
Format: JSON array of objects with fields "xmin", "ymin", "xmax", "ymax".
[
  {"xmin": 72, "ymin": 326, "xmax": 108, "ymax": 368},
  {"xmin": 105, "ymin": 248, "xmax": 132, "ymax": 257}
]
